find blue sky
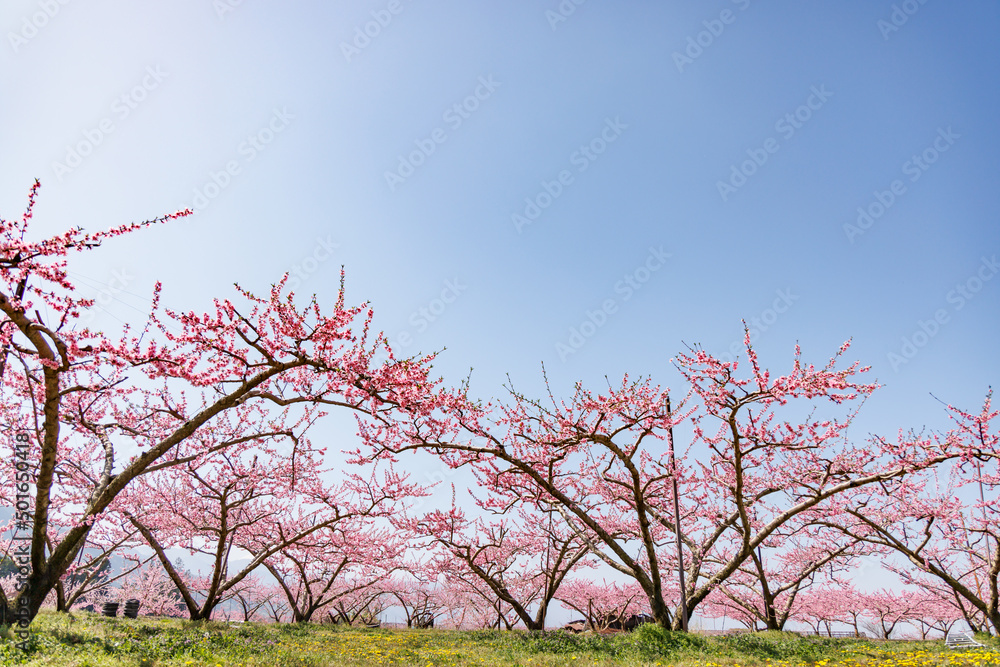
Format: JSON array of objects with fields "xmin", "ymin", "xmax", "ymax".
[{"xmin": 2, "ymin": 0, "xmax": 998, "ymax": 622}]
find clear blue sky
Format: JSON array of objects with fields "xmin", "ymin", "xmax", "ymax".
[{"xmin": 2, "ymin": 0, "xmax": 998, "ymax": 621}]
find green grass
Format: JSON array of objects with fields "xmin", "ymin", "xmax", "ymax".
[{"xmin": 1, "ymin": 611, "xmax": 997, "ymax": 667}]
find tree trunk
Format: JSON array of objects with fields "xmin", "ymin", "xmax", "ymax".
[
  {"xmin": 647, "ymin": 595, "xmax": 673, "ymax": 630},
  {"xmin": 761, "ymin": 592, "xmax": 782, "ymax": 630},
  {"xmin": 988, "ymin": 610, "xmax": 1000, "ymax": 637},
  {"xmin": 54, "ymin": 580, "xmax": 68, "ymax": 613}
]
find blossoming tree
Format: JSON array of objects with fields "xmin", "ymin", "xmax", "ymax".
[
  {"xmin": 0, "ymin": 181, "xmax": 438, "ymax": 623},
  {"xmin": 356, "ymin": 339, "xmax": 966, "ymax": 630}
]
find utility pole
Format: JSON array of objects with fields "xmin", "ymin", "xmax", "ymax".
[{"xmin": 666, "ymin": 395, "xmax": 689, "ymax": 631}]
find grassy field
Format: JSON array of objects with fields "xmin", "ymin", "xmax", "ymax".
[{"xmin": 1, "ymin": 612, "xmax": 998, "ymax": 667}]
